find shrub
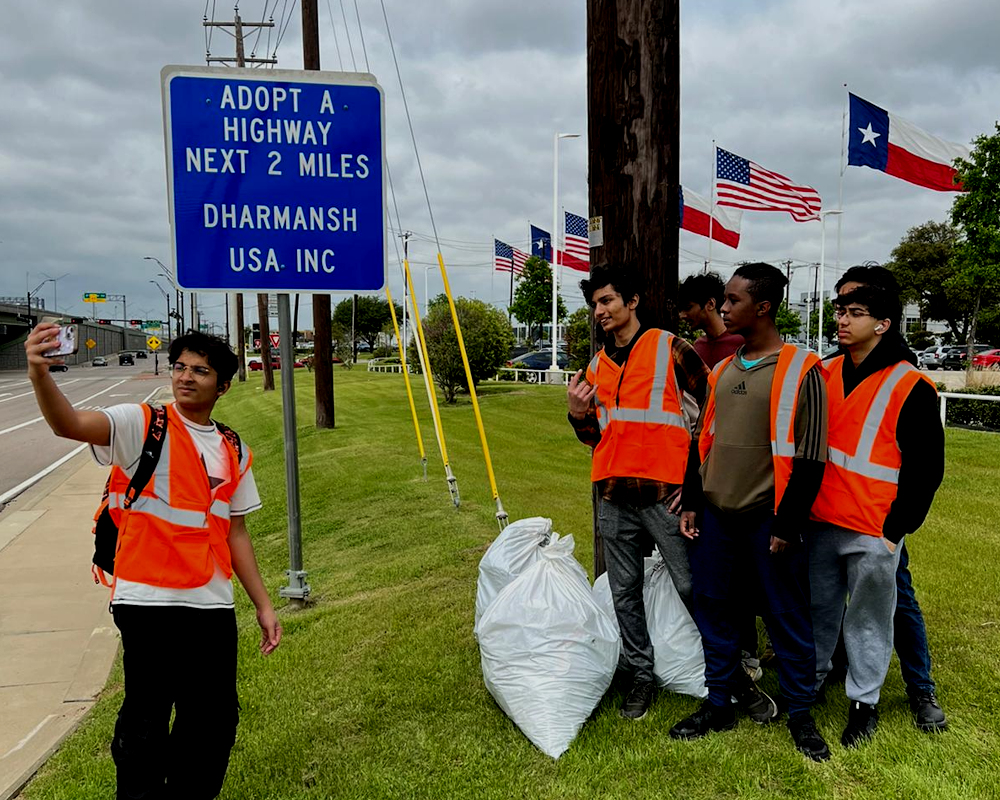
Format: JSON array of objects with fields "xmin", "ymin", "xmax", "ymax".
[{"xmin": 940, "ymin": 383, "xmax": 1000, "ymax": 431}]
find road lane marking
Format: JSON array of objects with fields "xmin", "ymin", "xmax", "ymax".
[
  {"xmin": 0, "ymin": 379, "xmax": 128, "ymax": 437},
  {"xmin": 0, "ymin": 386, "xmax": 162, "ymax": 505},
  {"xmin": 0, "ymin": 380, "xmax": 80, "ymax": 405}
]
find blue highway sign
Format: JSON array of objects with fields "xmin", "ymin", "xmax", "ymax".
[{"xmin": 161, "ymin": 66, "xmax": 385, "ymax": 292}]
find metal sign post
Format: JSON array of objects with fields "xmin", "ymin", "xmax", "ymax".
[{"xmin": 160, "ymin": 65, "xmax": 386, "ymax": 604}]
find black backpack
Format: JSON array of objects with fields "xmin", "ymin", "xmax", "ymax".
[{"xmin": 92, "ymin": 405, "xmax": 243, "ymax": 581}]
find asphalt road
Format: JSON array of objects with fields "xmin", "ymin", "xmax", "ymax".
[{"xmin": 0, "ymin": 363, "xmax": 170, "ymax": 503}]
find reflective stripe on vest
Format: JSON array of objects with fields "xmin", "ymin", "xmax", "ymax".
[
  {"xmin": 108, "ymin": 491, "xmax": 208, "ymax": 529},
  {"xmin": 594, "ymin": 332, "xmax": 687, "ymax": 430},
  {"xmin": 588, "ymin": 353, "xmax": 611, "ymax": 431},
  {"xmin": 772, "ymin": 346, "xmax": 810, "ymax": 458},
  {"xmin": 826, "ymin": 361, "xmax": 914, "ymax": 484}
]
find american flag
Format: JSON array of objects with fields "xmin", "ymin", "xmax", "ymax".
[
  {"xmin": 716, "ymin": 147, "xmax": 821, "ymax": 222},
  {"xmin": 563, "ymin": 212, "xmax": 590, "ymax": 272},
  {"xmin": 494, "ymin": 239, "xmax": 527, "ymax": 275}
]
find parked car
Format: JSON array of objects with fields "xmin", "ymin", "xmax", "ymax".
[
  {"xmin": 118, "ymin": 352, "xmax": 135, "ymax": 366},
  {"xmin": 941, "ymin": 343, "xmax": 993, "ymax": 370},
  {"xmin": 247, "ymin": 357, "xmax": 306, "ymax": 371},
  {"xmin": 920, "ymin": 345, "xmax": 950, "ymax": 370},
  {"xmin": 506, "ymin": 350, "xmax": 571, "ymax": 382},
  {"xmin": 972, "ymin": 348, "xmax": 1000, "ymax": 370},
  {"xmin": 92, "ymin": 356, "xmax": 108, "ymax": 367}
]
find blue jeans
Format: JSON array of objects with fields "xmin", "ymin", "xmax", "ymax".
[{"xmin": 893, "ymin": 541, "xmax": 936, "ymax": 696}]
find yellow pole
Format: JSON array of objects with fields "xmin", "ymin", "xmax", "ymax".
[
  {"xmin": 384, "ymin": 284, "xmax": 426, "ymax": 478},
  {"xmin": 434, "ymin": 251, "xmax": 508, "ymax": 530},
  {"xmin": 403, "ymin": 258, "xmax": 460, "ymax": 507}
]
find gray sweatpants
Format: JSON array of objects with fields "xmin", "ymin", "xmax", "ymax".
[
  {"xmin": 598, "ymin": 498, "xmax": 692, "ymax": 684},
  {"xmin": 808, "ymin": 522, "xmax": 904, "ymax": 705}
]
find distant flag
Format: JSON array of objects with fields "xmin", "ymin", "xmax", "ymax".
[
  {"xmin": 679, "ymin": 186, "xmax": 742, "ymax": 249},
  {"xmin": 530, "ymin": 224, "xmax": 552, "ymax": 261},
  {"xmin": 562, "ymin": 212, "xmax": 590, "ymax": 272},
  {"xmin": 716, "ymin": 147, "xmax": 822, "ymax": 222},
  {"xmin": 847, "ymin": 93, "xmax": 970, "ymax": 192},
  {"xmin": 494, "ymin": 239, "xmax": 527, "ymax": 275}
]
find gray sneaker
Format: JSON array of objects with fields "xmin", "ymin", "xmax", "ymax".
[
  {"xmin": 733, "ymin": 671, "xmax": 778, "ymax": 724},
  {"xmin": 621, "ymin": 680, "xmax": 655, "ymax": 720},
  {"xmin": 741, "ymin": 650, "xmax": 763, "ymax": 682}
]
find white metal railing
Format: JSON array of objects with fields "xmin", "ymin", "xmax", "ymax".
[
  {"xmin": 491, "ymin": 367, "xmax": 576, "ymax": 385},
  {"xmin": 939, "ymin": 391, "xmax": 1000, "ymax": 426},
  {"xmin": 366, "ymin": 362, "xmax": 406, "ymax": 373}
]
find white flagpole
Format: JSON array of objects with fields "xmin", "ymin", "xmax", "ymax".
[
  {"xmin": 490, "ymin": 236, "xmax": 496, "ymax": 307},
  {"xmin": 706, "ymin": 140, "xmax": 716, "ymax": 273},
  {"xmin": 837, "ymin": 83, "xmax": 848, "ymax": 272}
]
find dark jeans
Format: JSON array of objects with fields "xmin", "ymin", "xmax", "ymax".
[
  {"xmin": 111, "ymin": 604, "xmax": 240, "ymax": 800},
  {"xmin": 690, "ymin": 503, "xmax": 816, "ymax": 716},
  {"xmin": 598, "ymin": 498, "xmax": 692, "ymax": 684},
  {"xmin": 893, "ymin": 541, "xmax": 936, "ymax": 696}
]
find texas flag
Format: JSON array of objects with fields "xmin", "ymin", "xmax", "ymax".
[
  {"xmin": 847, "ymin": 93, "xmax": 970, "ymax": 192},
  {"xmin": 679, "ymin": 186, "xmax": 742, "ymax": 248}
]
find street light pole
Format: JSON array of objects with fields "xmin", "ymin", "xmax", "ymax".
[
  {"xmin": 150, "ymin": 280, "xmax": 172, "ymax": 346},
  {"xmin": 551, "ymin": 132, "xmax": 580, "ymax": 373},
  {"xmin": 818, "ymin": 209, "xmax": 844, "ymax": 357},
  {"xmin": 144, "ymin": 256, "xmax": 185, "ymax": 338}
]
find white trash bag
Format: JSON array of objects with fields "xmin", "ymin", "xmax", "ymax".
[
  {"xmin": 475, "ymin": 516, "xmax": 553, "ymax": 631},
  {"xmin": 592, "ymin": 555, "xmax": 707, "ymax": 698},
  {"xmin": 478, "ymin": 534, "xmax": 619, "ymax": 759}
]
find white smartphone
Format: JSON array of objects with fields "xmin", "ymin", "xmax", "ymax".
[{"xmin": 44, "ymin": 324, "xmax": 79, "ymax": 357}]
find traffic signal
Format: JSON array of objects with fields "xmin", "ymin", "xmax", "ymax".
[
  {"xmin": 70, "ymin": 317, "xmax": 85, "ymax": 324},
  {"xmin": 97, "ymin": 319, "xmax": 112, "ymax": 325},
  {"xmin": 129, "ymin": 319, "xmax": 143, "ymax": 326}
]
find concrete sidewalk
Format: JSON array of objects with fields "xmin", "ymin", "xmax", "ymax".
[{"xmin": 0, "ymin": 450, "xmax": 119, "ymax": 800}]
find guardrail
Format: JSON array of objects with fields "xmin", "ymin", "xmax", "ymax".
[
  {"xmin": 492, "ymin": 368, "xmax": 577, "ymax": 385},
  {"xmin": 939, "ymin": 391, "xmax": 1000, "ymax": 426}
]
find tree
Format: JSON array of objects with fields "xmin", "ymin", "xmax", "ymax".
[
  {"xmin": 332, "ymin": 296, "xmax": 401, "ymax": 352},
  {"xmin": 508, "ymin": 256, "xmax": 567, "ymax": 343},
  {"xmin": 887, "ymin": 220, "xmax": 974, "ymax": 342},
  {"xmin": 563, "ymin": 306, "xmax": 592, "ymax": 371},
  {"xmin": 808, "ymin": 300, "xmax": 837, "ymax": 348},
  {"xmin": 951, "ymin": 124, "xmax": 1000, "ymax": 367},
  {"xmin": 776, "ymin": 300, "xmax": 802, "ymax": 340},
  {"xmin": 907, "ymin": 329, "xmax": 936, "ymax": 351},
  {"xmin": 409, "ymin": 297, "xmax": 515, "ymax": 403}
]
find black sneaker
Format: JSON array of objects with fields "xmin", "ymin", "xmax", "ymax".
[
  {"xmin": 734, "ymin": 670, "xmax": 778, "ymax": 724},
  {"xmin": 620, "ymin": 680, "xmax": 655, "ymax": 720},
  {"xmin": 909, "ymin": 691, "xmax": 948, "ymax": 732},
  {"xmin": 841, "ymin": 701, "xmax": 879, "ymax": 747},
  {"xmin": 669, "ymin": 700, "xmax": 737, "ymax": 740},
  {"xmin": 788, "ymin": 713, "xmax": 831, "ymax": 761}
]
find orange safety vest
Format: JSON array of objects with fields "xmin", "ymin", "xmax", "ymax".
[
  {"xmin": 93, "ymin": 404, "xmax": 253, "ymax": 589},
  {"xmin": 699, "ymin": 344, "xmax": 820, "ymax": 512},
  {"xmin": 810, "ymin": 356, "xmax": 935, "ymax": 536},
  {"xmin": 585, "ymin": 329, "xmax": 691, "ymax": 484}
]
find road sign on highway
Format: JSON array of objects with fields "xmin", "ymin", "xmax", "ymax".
[
  {"xmin": 161, "ymin": 65, "xmax": 386, "ymax": 294},
  {"xmin": 85, "ymin": 338, "xmax": 96, "ymax": 349},
  {"xmin": 83, "ymin": 293, "xmax": 107, "ymax": 303},
  {"xmin": 147, "ymin": 336, "xmax": 162, "ymax": 351}
]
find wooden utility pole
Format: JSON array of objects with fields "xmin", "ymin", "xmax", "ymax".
[
  {"xmin": 302, "ymin": 0, "xmax": 336, "ymax": 428},
  {"xmin": 587, "ymin": 0, "xmax": 680, "ymax": 575},
  {"xmin": 204, "ymin": 11, "xmax": 276, "ymax": 383},
  {"xmin": 257, "ymin": 294, "xmax": 276, "ymax": 391}
]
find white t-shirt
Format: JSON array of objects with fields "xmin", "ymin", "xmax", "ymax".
[{"xmin": 91, "ymin": 403, "xmax": 262, "ymax": 608}]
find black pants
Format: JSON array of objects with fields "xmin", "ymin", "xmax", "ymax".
[{"xmin": 111, "ymin": 604, "xmax": 239, "ymax": 800}]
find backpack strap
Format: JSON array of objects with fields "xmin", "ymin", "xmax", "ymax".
[
  {"xmin": 213, "ymin": 419, "xmax": 243, "ymax": 465},
  {"xmin": 122, "ymin": 404, "xmax": 168, "ymax": 510}
]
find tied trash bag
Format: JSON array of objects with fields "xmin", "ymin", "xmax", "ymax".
[
  {"xmin": 475, "ymin": 516, "xmax": 553, "ymax": 631},
  {"xmin": 593, "ymin": 556, "xmax": 707, "ymax": 699},
  {"xmin": 478, "ymin": 534, "xmax": 619, "ymax": 759}
]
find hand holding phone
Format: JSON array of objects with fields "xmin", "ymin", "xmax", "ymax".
[{"xmin": 44, "ymin": 324, "xmax": 79, "ymax": 357}]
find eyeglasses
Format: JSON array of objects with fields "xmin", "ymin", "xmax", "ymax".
[
  {"xmin": 833, "ymin": 307, "xmax": 873, "ymax": 320},
  {"xmin": 171, "ymin": 362, "xmax": 213, "ymax": 378}
]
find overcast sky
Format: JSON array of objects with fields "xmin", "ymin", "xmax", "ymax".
[{"xmin": 2, "ymin": 0, "xmax": 998, "ymax": 334}]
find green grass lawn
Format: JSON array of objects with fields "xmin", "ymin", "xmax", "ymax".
[{"xmin": 20, "ymin": 370, "xmax": 1000, "ymax": 799}]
